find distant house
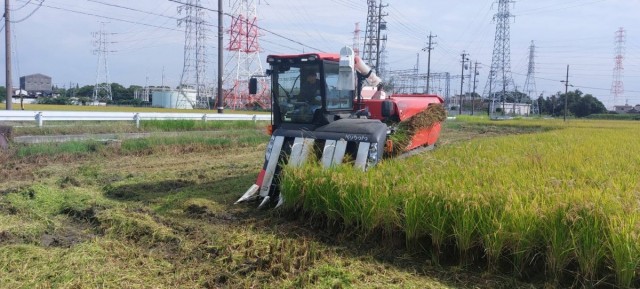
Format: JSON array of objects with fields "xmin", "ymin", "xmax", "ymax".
[
  {"xmin": 613, "ymin": 104, "xmax": 640, "ymax": 114},
  {"xmin": 19, "ymin": 73, "xmax": 52, "ymax": 97}
]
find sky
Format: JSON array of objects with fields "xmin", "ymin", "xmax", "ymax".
[{"xmin": 2, "ymin": 0, "xmax": 640, "ymax": 109}]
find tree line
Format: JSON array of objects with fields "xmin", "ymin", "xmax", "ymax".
[
  {"xmin": 46, "ymin": 83, "xmax": 148, "ymax": 106},
  {"xmin": 0, "ymin": 83, "xmax": 150, "ymax": 106},
  {"xmin": 454, "ymin": 89, "xmax": 608, "ymax": 118},
  {"xmin": 535, "ymin": 90, "xmax": 607, "ymax": 118},
  {"xmin": 0, "ymin": 85, "xmax": 612, "ymax": 117}
]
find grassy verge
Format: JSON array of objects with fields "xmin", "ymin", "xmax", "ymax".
[
  {"xmin": 8, "ymin": 120, "xmax": 270, "ymax": 136},
  {"xmin": 11, "ymin": 130, "xmax": 268, "ymax": 158}
]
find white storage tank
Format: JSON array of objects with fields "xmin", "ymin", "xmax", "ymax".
[{"xmin": 151, "ymin": 89, "xmax": 197, "ymax": 109}]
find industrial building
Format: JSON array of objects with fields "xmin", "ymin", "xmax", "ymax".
[
  {"xmin": 494, "ymin": 103, "xmax": 532, "ymax": 116},
  {"xmin": 19, "ymin": 73, "xmax": 53, "ymax": 96}
]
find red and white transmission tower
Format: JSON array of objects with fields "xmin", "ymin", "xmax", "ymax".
[
  {"xmin": 226, "ymin": 0, "xmax": 268, "ymax": 110},
  {"xmin": 352, "ymin": 22, "xmax": 361, "ymax": 57},
  {"xmin": 611, "ymin": 27, "xmax": 625, "ymax": 107}
]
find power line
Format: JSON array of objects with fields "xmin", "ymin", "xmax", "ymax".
[
  {"xmin": 512, "ymin": 71, "xmax": 640, "ymax": 94},
  {"xmin": 11, "ymin": 0, "xmax": 44, "ymax": 23},
  {"xmin": 18, "ymin": 0, "xmax": 182, "ymax": 31},
  {"xmin": 87, "ymin": 0, "xmax": 178, "ymax": 20},
  {"xmin": 516, "ymin": 0, "xmax": 606, "ymax": 16},
  {"xmin": 169, "ymin": 0, "xmax": 326, "ymax": 52},
  {"xmin": 12, "ymin": 0, "xmax": 34, "ymax": 11}
]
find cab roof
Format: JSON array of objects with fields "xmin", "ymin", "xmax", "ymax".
[{"xmin": 266, "ymin": 53, "xmax": 340, "ymax": 62}]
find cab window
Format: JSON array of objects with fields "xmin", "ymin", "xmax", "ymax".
[{"xmin": 324, "ymin": 62, "xmax": 353, "ymax": 110}]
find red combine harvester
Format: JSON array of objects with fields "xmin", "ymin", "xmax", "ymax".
[{"xmin": 237, "ymin": 47, "xmax": 446, "ymax": 208}]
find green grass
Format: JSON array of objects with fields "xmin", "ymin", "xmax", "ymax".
[
  {"xmin": 10, "ymin": 119, "xmax": 269, "ymax": 136},
  {"xmin": 16, "ymin": 141, "xmax": 101, "ymax": 157},
  {"xmin": 14, "ymin": 130, "xmax": 269, "ymax": 158},
  {"xmin": 140, "ymin": 119, "xmax": 263, "ymax": 131}
]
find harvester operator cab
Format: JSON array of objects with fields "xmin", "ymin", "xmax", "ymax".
[
  {"xmin": 262, "ymin": 55, "xmax": 355, "ymax": 128},
  {"xmin": 298, "ymin": 68, "xmax": 321, "ymax": 104}
]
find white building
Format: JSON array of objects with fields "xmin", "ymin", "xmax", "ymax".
[
  {"xmin": 151, "ymin": 88, "xmax": 197, "ymax": 109},
  {"xmin": 492, "ymin": 102, "xmax": 531, "ymax": 116}
]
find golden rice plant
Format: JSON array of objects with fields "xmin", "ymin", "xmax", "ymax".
[
  {"xmin": 608, "ymin": 215, "xmax": 640, "ymax": 289},
  {"xmin": 543, "ymin": 201, "xmax": 575, "ymax": 284},
  {"xmin": 279, "ymin": 119, "xmax": 640, "ymax": 285}
]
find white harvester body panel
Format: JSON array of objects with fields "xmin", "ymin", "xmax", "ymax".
[{"xmin": 259, "ymin": 136, "xmax": 285, "ymax": 198}]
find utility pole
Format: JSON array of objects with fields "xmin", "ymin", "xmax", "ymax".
[
  {"xmin": 471, "ymin": 61, "xmax": 480, "ymax": 115},
  {"xmin": 562, "ymin": 65, "xmax": 569, "ymax": 122},
  {"xmin": 459, "ymin": 51, "xmax": 469, "ymax": 115},
  {"xmin": 217, "ymin": 0, "xmax": 224, "ymax": 113},
  {"xmin": 5, "ymin": 0, "xmax": 13, "ymax": 110},
  {"xmin": 414, "ymin": 53, "xmax": 419, "ymax": 92},
  {"xmin": 422, "ymin": 32, "xmax": 436, "ymax": 94},
  {"xmin": 488, "ymin": 70, "xmax": 494, "ymax": 117}
]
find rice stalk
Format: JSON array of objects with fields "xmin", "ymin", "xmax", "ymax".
[{"xmin": 607, "ymin": 214, "xmax": 640, "ymax": 289}]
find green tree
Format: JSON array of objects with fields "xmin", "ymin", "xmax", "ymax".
[
  {"xmin": 0, "ymin": 86, "xmax": 6, "ymax": 102},
  {"xmin": 53, "ymin": 86, "xmax": 66, "ymax": 97},
  {"xmin": 539, "ymin": 90, "xmax": 607, "ymax": 118},
  {"xmin": 573, "ymin": 94, "xmax": 607, "ymax": 117},
  {"xmin": 128, "ymin": 85, "xmax": 143, "ymax": 95},
  {"xmin": 536, "ymin": 96, "xmax": 546, "ymax": 115},
  {"xmin": 111, "ymin": 83, "xmax": 130, "ymax": 101},
  {"xmin": 76, "ymin": 85, "xmax": 95, "ymax": 97}
]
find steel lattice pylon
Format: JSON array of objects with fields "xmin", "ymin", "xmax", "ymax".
[
  {"xmin": 226, "ymin": 0, "xmax": 268, "ymax": 110},
  {"xmin": 93, "ymin": 22, "xmax": 112, "ymax": 102},
  {"xmin": 352, "ymin": 22, "xmax": 361, "ymax": 57},
  {"xmin": 611, "ymin": 27, "xmax": 625, "ymax": 107},
  {"xmin": 177, "ymin": 0, "xmax": 210, "ymax": 109},
  {"xmin": 483, "ymin": 0, "xmax": 516, "ymax": 115},
  {"xmin": 362, "ymin": 0, "xmax": 387, "ymax": 75},
  {"xmin": 523, "ymin": 40, "xmax": 538, "ymax": 115},
  {"xmin": 362, "ymin": 0, "xmax": 378, "ymax": 66}
]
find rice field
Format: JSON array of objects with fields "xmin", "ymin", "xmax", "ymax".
[{"xmin": 280, "ymin": 119, "xmax": 640, "ymax": 288}]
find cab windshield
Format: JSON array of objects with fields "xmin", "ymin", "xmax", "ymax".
[{"xmin": 272, "ymin": 61, "xmax": 353, "ymax": 124}]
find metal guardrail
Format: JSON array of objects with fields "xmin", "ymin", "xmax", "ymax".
[{"xmin": 0, "ymin": 111, "xmax": 272, "ymax": 128}]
